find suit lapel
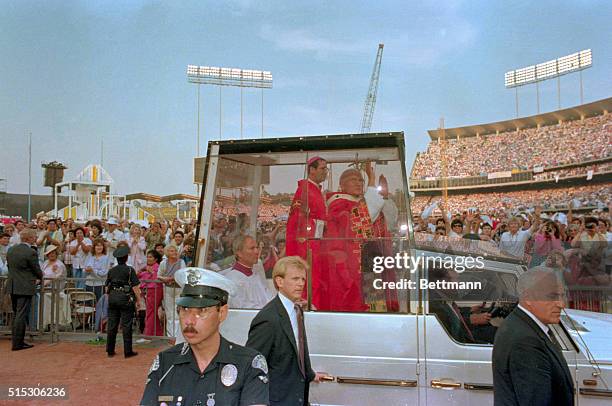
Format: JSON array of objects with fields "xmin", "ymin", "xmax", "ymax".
[
  {"xmin": 515, "ymin": 308, "xmax": 574, "ymax": 389},
  {"xmin": 274, "ymin": 296, "xmax": 299, "ymax": 357},
  {"xmin": 542, "ymin": 330, "xmax": 574, "ymax": 390}
]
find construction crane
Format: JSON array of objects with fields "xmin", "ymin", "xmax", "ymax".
[{"xmin": 359, "ymin": 43, "xmax": 384, "ymax": 133}]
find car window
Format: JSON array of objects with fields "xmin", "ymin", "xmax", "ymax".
[{"xmin": 425, "ymin": 259, "xmax": 519, "ymax": 345}]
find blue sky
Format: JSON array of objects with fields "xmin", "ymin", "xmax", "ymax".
[{"xmin": 1, "ymin": 0, "xmax": 611, "ymax": 196}]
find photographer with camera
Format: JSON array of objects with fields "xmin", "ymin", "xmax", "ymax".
[{"xmin": 532, "ymin": 221, "xmax": 563, "ymax": 266}]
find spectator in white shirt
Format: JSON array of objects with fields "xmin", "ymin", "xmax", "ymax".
[
  {"xmin": 500, "ymin": 208, "xmax": 541, "ymax": 258},
  {"xmin": 0, "ymin": 232, "xmax": 9, "ymax": 276},
  {"xmin": 158, "ymin": 245, "xmax": 186, "ymax": 343},
  {"xmin": 10, "ymin": 220, "xmax": 25, "ymax": 246},
  {"xmin": 69, "ymin": 227, "xmax": 92, "ymax": 289},
  {"xmin": 448, "ymin": 219, "xmax": 465, "ymax": 239},
  {"xmin": 0, "ymin": 232, "xmax": 9, "ymax": 264},
  {"xmin": 41, "ymin": 245, "xmax": 66, "ymax": 287},
  {"xmin": 127, "ymin": 223, "xmax": 147, "ymax": 272},
  {"xmin": 170, "ymin": 230, "xmax": 185, "ymax": 256},
  {"xmin": 102, "ymin": 217, "xmax": 125, "ymax": 258},
  {"xmin": 4, "ymin": 224, "xmax": 17, "ymax": 247}
]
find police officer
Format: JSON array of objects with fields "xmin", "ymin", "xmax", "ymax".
[
  {"xmin": 140, "ymin": 267, "xmax": 269, "ymax": 406},
  {"xmin": 105, "ymin": 244, "xmax": 143, "ymax": 358}
]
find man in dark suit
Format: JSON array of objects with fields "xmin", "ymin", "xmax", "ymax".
[
  {"xmin": 247, "ymin": 256, "xmax": 323, "ymax": 405},
  {"xmin": 493, "ymin": 266, "xmax": 574, "ymax": 406},
  {"xmin": 6, "ymin": 228, "xmax": 43, "ymax": 351}
]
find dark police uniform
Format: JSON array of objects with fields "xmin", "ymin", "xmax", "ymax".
[
  {"xmin": 140, "ymin": 267, "xmax": 269, "ymax": 406},
  {"xmin": 105, "ymin": 245, "xmax": 140, "ymax": 356},
  {"xmin": 141, "ymin": 339, "xmax": 269, "ymax": 406}
]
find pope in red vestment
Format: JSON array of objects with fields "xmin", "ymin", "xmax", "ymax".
[
  {"xmin": 285, "ymin": 157, "xmax": 328, "ymax": 307},
  {"xmin": 320, "ymin": 166, "xmax": 399, "ymax": 312}
]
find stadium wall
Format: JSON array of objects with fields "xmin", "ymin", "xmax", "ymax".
[{"xmin": 0, "ymin": 193, "xmax": 69, "ymax": 219}]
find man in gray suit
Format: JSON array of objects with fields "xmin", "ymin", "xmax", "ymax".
[
  {"xmin": 7, "ymin": 228, "xmax": 43, "ymax": 351},
  {"xmin": 492, "ymin": 267, "xmax": 574, "ymax": 406}
]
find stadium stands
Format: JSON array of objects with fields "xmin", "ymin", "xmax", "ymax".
[
  {"xmin": 410, "ymin": 184, "xmax": 610, "ymax": 215},
  {"xmin": 411, "ymin": 112, "xmax": 611, "ymax": 179}
]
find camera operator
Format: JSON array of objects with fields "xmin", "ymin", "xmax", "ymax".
[{"xmin": 532, "ymin": 221, "xmax": 563, "ymax": 266}]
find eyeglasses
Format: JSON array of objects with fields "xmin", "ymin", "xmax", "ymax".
[{"xmin": 177, "ymin": 306, "xmax": 218, "ymax": 320}]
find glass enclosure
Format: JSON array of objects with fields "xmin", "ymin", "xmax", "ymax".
[{"xmin": 197, "ymin": 138, "xmax": 417, "ymax": 314}]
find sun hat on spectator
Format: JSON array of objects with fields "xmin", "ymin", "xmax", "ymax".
[{"xmin": 44, "ymin": 245, "xmax": 58, "ymax": 256}]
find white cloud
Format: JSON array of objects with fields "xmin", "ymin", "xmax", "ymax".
[
  {"xmin": 260, "ymin": 12, "xmax": 476, "ymax": 67},
  {"xmin": 259, "ymin": 24, "xmax": 371, "ymax": 57}
]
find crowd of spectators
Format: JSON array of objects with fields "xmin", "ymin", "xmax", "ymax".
[
  {"xmin": 0, "ymin": 216, "xmax": 199, "ymax": 336},
  {"xmin": 411, "ymin": 184, "xmax": 610, "ymax": 214},
  {"xmin": 532, "ymin": 162, "xmax": 612, "ymax": 182},
  {"xmin": 411, "ymin": 186, "xmax": 611, "ymax": 312},
  {"xmin": 213, "ymin": 202, "xmax": 290, "ymax": 222},
  {"xmin": 411, "ymin": 113, "xmax": 611, "ymax": 179}
]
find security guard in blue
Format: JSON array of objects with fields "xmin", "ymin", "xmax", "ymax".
[{"xmin": 140, "ymin": 268, "xmax": 269, "ymax": 406}]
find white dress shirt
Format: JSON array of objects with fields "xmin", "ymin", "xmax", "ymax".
[
  {"xmin": 517, "ymin": 304, "xmax": 553, "ymax": 340},
  {"xmin": 278, "ymin": 292, "xmax": 299, "ymax": 345}
]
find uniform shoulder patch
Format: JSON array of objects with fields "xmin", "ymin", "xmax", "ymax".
[
  {"xmin": 148, "ymin": 355, "xmax": 160, "ymax": 376},
  {"xmin": 252, "ymin": 354, "xmax": 268, "ymax": 374}
]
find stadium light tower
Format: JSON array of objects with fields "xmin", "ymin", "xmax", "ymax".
[
  {"xmin": 187, "ymin": 65, "xmax": 273, "ymax": 149},
  {"xmin": 505, "ymin": 49, "xmax": 592, "ymax": 116}
]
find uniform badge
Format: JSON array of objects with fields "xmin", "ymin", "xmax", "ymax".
[
  {"xmin": 220, "ymin": 364, "xmax": 238, "ymax": 387},
  {"xmin": 258, "ymin": 375, "xmax": 269, "ymax": 383},
  {"xmin": 252, "ymin": 354, "xmax": 268, "ymax": 374},
  {"xmin": 148, "ymin": 355, "xmax": 160, "ymax": 375},
  {"xmin": 186, "ymin": 268, "xmax": 201, "ymax": 286},
  {"xmin": 180, "ymin": 342, "xmax": 190, "ymax": 356},
  {"xmin": 206, "ymin": 393, "xmax": 216, "ymax": 406}
]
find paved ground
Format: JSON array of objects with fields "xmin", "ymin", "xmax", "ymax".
[{"xmin": 0, "ymin": 336, "xmax": 172, "ymax": 405}]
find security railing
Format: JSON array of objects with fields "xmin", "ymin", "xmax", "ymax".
[{"xmin": 0, "ymin": 276, "xmax": 182, "ymax": 343}]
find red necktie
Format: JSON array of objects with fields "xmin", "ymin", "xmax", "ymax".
[{"xmin": 294, "ymin": 304, "xmax": 306, "ymax": 376}]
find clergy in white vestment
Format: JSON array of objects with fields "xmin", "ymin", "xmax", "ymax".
[{"xmin": 220, "ymin": 234, "xmax": 274, "ymax": 309}]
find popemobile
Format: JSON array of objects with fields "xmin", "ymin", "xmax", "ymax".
[{"xmin": 193, "ymin": 132, "xmax": 612, "ymax": 405}]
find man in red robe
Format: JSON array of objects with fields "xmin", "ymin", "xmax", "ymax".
[
  {"xmin": 322, "ymin": 163, "xmax": 398, "ymax": 312},
  {"xmin": 285, "ymin": 156, "xmax": 328, "ymax": 307}
]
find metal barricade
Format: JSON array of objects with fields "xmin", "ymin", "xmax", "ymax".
[
  {"xmin": 568, "ymin": 285, "xmax": 612, "ymax": 314},
  {"xmin": 0, "ymin": 276, "xmax": 182, "ymax": 344},
  {"xmin": 0, "ymin": 276, "xmax": 13, "ymax": 334}
]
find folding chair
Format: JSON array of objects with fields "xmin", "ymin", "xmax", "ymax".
[
  {"xmin": 65, "ymin": 287, "xmax": 84, "ymax": 296},
  {"xmin": 69, "ymin": 291, "xmax": 96, "ymax": 331}
]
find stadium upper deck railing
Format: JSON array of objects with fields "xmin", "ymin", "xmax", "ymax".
[{"xmin": 410, "ymin": 168, "xmax": 611, "ymax": 191}]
